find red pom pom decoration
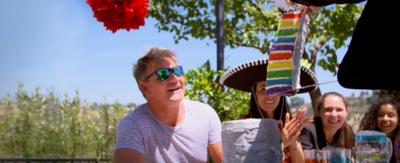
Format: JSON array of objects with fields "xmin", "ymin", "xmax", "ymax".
[{"xmin": 87, "ymin": 0, "xmax": 149, "ymax": 33}]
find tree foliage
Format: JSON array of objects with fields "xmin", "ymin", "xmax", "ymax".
[
  {"xmin": 373, "ymin": 90, "xmax": 400, "ymax": 102},
  {"xmin": 149, "ymin": 0, "xmax": 363, "ymax": 109},
  {"xmin": 149, "ymin": 0, "xmax": 363, "ymax": 74},
  {"xmin": 184, "ymin": 61, "xmax": 250, "ymax": 121}
]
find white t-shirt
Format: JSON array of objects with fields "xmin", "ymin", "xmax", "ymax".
[{"xmin": 114, "ymin": 99, "xmax": 222, "ymax": 163}]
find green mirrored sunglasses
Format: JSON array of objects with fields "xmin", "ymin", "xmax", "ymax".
[{"xmin": 145, "ymin": 66, "xmax": 184, "ymax": 81}]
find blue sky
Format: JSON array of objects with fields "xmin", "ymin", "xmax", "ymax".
[{"xmin": 0, "ymin": 0, "xmax": 370, "ymax": 105}]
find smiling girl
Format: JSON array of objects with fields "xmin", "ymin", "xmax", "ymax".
[
  {"xmin": 359, "ymin": 97, "xmax": 400, "ymax": 163},
  {"xmin": 300, "ymin": 92, "xmax": 355, "ymax": 150}
]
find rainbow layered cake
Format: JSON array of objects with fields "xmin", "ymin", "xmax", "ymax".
[{"xmin": 265, "ymin": 11, "xmax": 310, "ymax": 95}]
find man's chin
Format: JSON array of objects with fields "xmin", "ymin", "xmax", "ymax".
[{"xmin": 169, "ymin": 94, "xmax": 184, "ymax": 101}]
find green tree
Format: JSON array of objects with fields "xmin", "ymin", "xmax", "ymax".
[
  {"xmin": 373, "ymin": 90, "xmax": 400, "ymax": 102},
  {"xmin": 184, "ymin": 61, "xmax": 249, "ymax": 121},
  {"xmin": 149, "ymin": 0, "xmax": 363, "ymax": 111}
]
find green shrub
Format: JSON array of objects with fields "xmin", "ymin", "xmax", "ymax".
[
  {"xmin": 184, "ymin": 61, "xmax": 250, "ymax": 122},
  {"xmin": 0, "ymin": 83, "xmax": 130, "ymax": 158}
]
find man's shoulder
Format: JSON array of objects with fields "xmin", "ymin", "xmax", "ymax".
[
  {"xmin": 121, "ymin": 104, "xmax": 150, "ymax": 122},
  {"xmin": 184, "ymin": 99, "xmax": 214, "ymax": 111},
  {"xmin": 184, "ymin": 99, "xmax": 206, "ymax": 105}
]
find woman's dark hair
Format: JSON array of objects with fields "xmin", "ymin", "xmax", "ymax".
[
  {"xmin": 359, "ymin": 97, "xmax": 400, "ymax": 138},
  {"xmin": 247, "ymin": 86, "xmax": 290, "ymax": 126}
]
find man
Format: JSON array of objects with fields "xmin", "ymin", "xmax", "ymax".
[{"xmin": 112, "ymin": 47, "xmax": 223, "ymax": 163}]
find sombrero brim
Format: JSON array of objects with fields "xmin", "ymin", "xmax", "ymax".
[{"xmin": 220, "ymin": 59, "xmax": 318, "ymax": 93}]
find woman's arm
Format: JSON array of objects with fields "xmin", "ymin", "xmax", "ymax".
[
  {"xmin": 281, "ymin": 107, "xmax": 306, "ymax": 148},
  {"xmin": 208, "ymin": 143, "xmax": 223, "ymax": 163},
  {"xmin": 112, "ymin": 149, "xmax": 144, "ymax": 163},
  {"xmin": 280, "ymin": 108, "xmax": 306, "ymax": 162},
  {"xmin": 289, "ymin": 141, "xmax": 305, "ymax": 163}
]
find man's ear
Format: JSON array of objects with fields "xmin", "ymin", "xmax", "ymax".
[{"xmin": 139, "ymin": 81, "xmax": 149, "ymax": 95}]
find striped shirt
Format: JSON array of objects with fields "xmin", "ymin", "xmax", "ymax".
[{"xmin": 114, "ymin": 99, "xmax": 222, "ymax": 163}]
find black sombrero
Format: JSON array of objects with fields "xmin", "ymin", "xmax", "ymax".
[{"xmin": 220, "ymin": 59, "xmax": 318, "ymax": 93}]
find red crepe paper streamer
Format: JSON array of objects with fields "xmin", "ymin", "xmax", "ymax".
[{"xmin": 87, "ymin": 0, "xmax": 149, "ymax": 33}]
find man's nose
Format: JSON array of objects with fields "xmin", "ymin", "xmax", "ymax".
[{"xmin": 167, "ymin": 72, "xmax": 180, "ymax": 81}]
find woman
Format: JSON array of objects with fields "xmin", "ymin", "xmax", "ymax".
[
  {"xmin": 359, "ymin": 97, "xmax": 400, "ymax": 163},
  {"xmin": 299, "ymin": 92, "xmax": 355, "ymax": 150},
  {"xmin": 220, "ymin": 58, "xmax": 318, "ymax": 163}
]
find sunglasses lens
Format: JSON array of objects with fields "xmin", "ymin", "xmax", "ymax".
[
  {"xmin": 152, "ymin": 66, "xmax": 183, "ymax": 81},
  {"xmin": 156, "ymin": 69, "xmax": 170, "ymax": 81},
  {"xmin": 172, "ymin": 66, "xmax": 184, "ymax": 76}
]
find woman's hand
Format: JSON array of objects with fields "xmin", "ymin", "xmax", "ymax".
[
  {"xmin": 279, "ymin": 107, "xmax": 307, "ymax": 148},
  {"xmin": 301, "ymin": 5, "xmax": 321, "ymax": 15},
  {"xmin": 295, "ymin": 106, "xmax": 309, "ymax": 125}
]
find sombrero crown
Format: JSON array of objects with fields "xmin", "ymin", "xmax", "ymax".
[{"xmin": 220, "ymin": 58, "xmax": 318, "ymax": 93}]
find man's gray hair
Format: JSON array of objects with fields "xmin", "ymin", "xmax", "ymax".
[{"xmin": 133, "ymin": 47, "xmax": 177, "ymax": 84}]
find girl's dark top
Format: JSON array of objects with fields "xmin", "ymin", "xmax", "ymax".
[
  {"xmin": 299, "ymin": 117, "xmax": 355, "ymax": 150},
  {"xmin": 390, "ymin": 135, "xmax": 396, "ymax": 163}
]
